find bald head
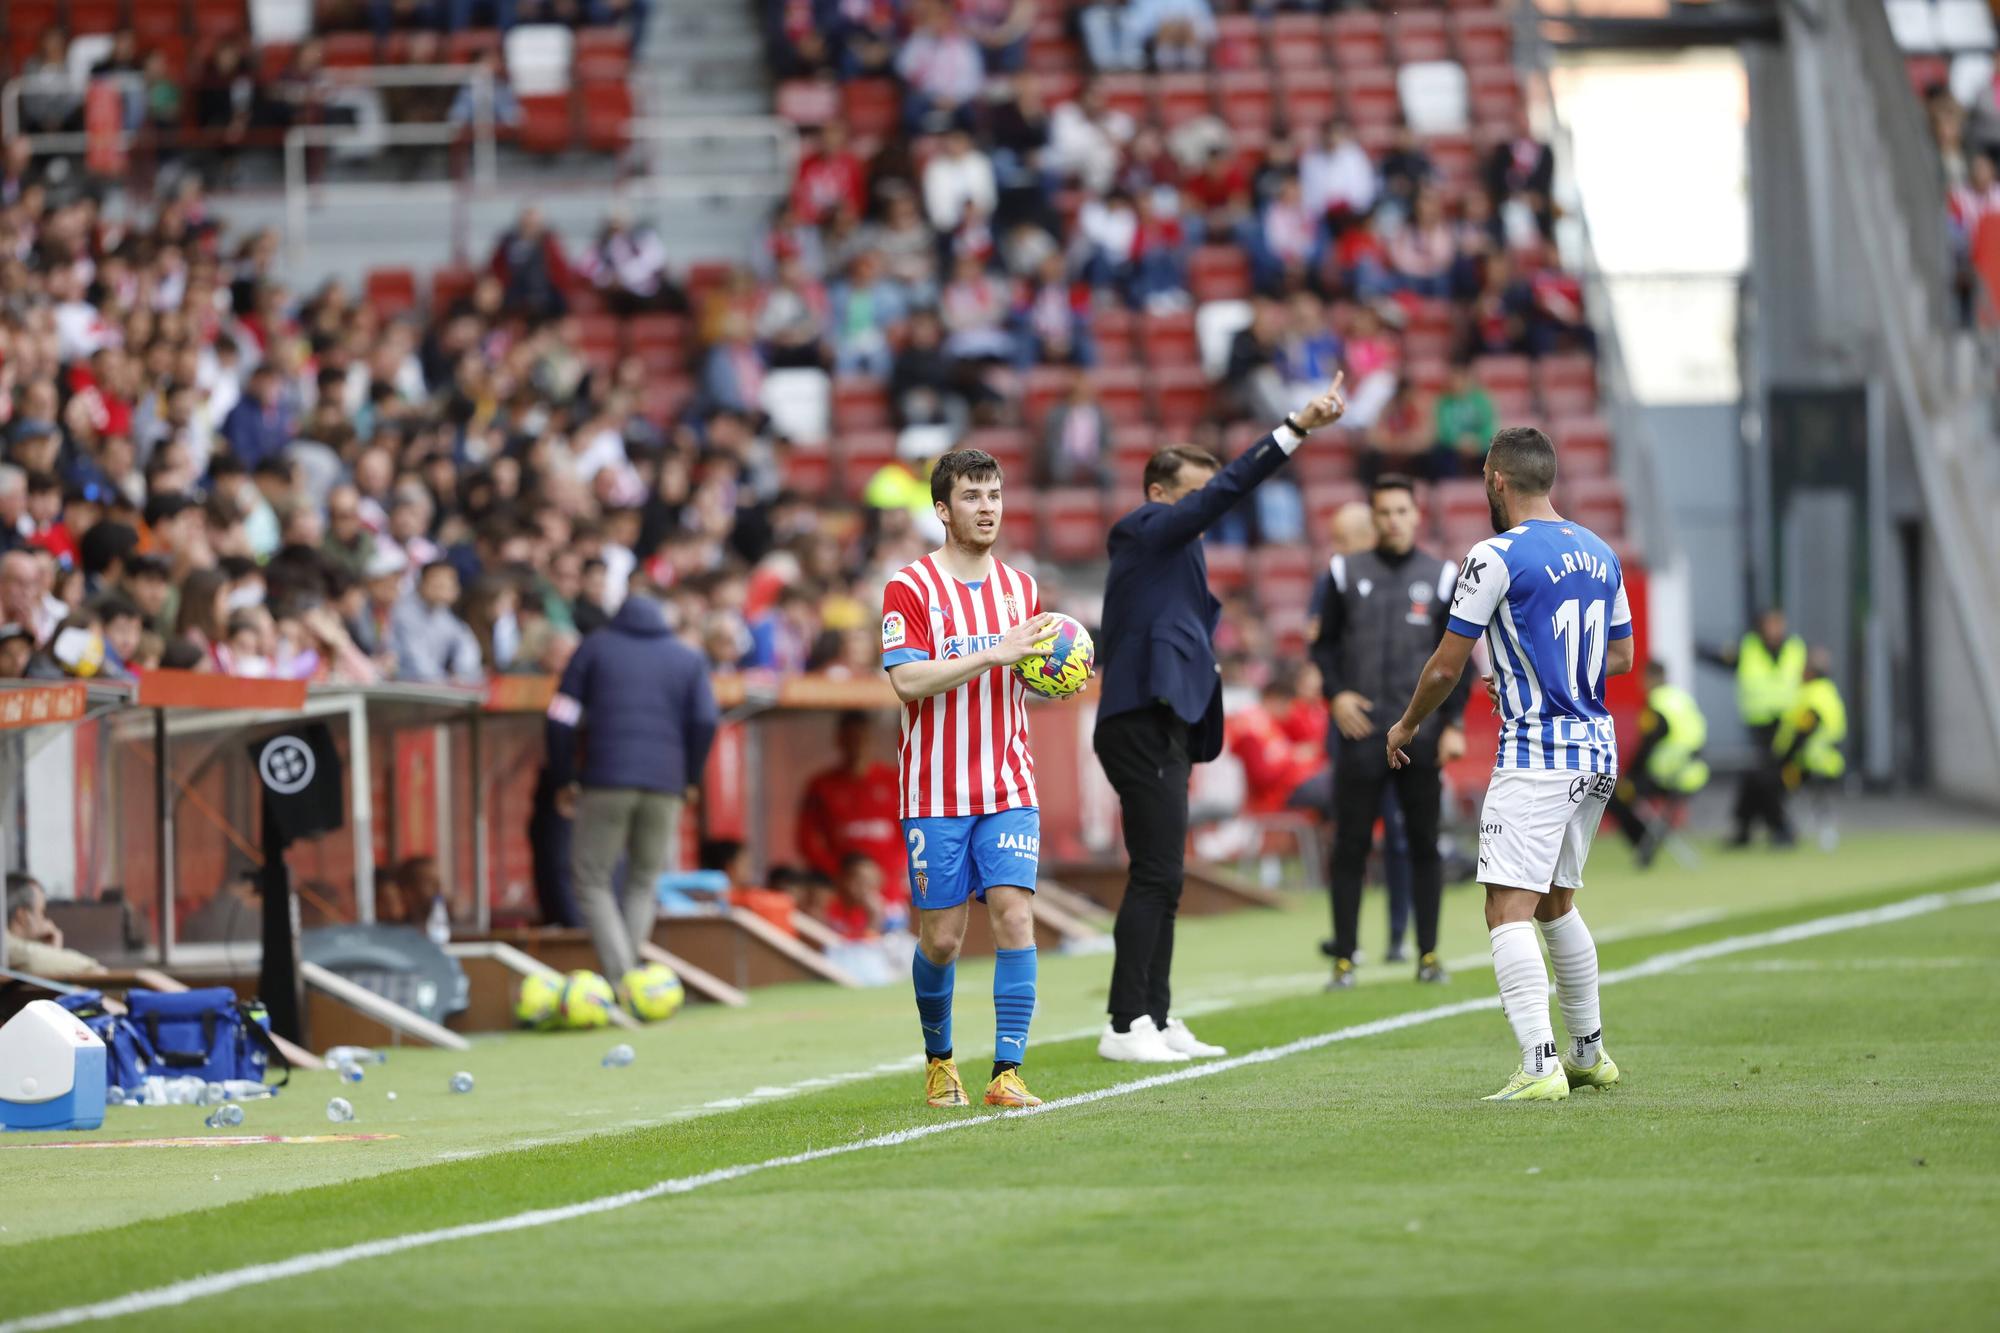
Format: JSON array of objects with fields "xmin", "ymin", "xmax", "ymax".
[{"xmin": 1329, "ymin": 501, "xmax": 1375, "ymax": 556}]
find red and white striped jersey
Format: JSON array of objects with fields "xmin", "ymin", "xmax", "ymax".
[{"xmin": 879, "ymin": 554, "xmax": 1041, "ymax": 818}]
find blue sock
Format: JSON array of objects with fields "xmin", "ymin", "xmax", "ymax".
[
  {"xmin": 912, "ymin": 950, "xmax": 955, "ymax": 1060},
  {"xmin": 992, "ymin": 946, "xmax": 1037, "ymax": 1074}
]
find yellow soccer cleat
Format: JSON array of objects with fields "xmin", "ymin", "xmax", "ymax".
[
  {"xmin": 983, "ymin": 1068, "xmax": 1042, "ymax": 1108},
  {"xmin": 1483, "ymin": 1066, "xmax": 1571, "ymax": 1102},
  {"xmin": 925, "ymin": 1056, "xmax": 970, "ymax": 1108},
  {"xmin": 1563, "ymin": 1051, "xmax": 1621, "ymax": 1090}
]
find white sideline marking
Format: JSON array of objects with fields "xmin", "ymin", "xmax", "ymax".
[{"xmin": 5, "ymin": 882, "xmax": 1997, "ymax": 1333}]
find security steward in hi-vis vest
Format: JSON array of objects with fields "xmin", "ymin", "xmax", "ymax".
[
  {"xmin": 1605, "ymin": 662, "xmax": 1710, "ymax": 867},
  {"xmin": 1770, "ymin": 648, "xmax": 1847, "ymax": 851},
  {"xmin": 1699, "ymin": 607, "xmax": 1806, "ymax": 847}
]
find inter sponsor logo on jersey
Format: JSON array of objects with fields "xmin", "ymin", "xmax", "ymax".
[
  {"xmin": 995, "ymin": 832, "xmax": 1039, "ymax": 854},
  {"xmin": 941, "ymin": 632, "xmax": 1006, "ymax": 659}
]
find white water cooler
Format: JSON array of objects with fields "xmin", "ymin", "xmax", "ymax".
[{"xmin": 0, "ymin": 1000, "xmax": 107, "ymax": 1132}]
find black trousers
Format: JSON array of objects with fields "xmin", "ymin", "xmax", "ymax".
[
  {"xmin": 1096, "ymin": 706, "xmax": 1193, "ymax": 1024},
  {"xmin": 1732, "ymin": 721, "xmax": 1794, "ymax": 841},
  {"xmin": 1329, "ymin": 733, "xmax": 1443, "ymax": 961}
]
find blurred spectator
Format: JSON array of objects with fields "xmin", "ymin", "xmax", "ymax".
[
  {"xmin": 745, "ymin": 582, "xmax": 820, "ymax": 672},
  {"xmin": 1223, "ymin": 297, "xmax": 1290, "ymax": 421},
  {"xmin": 0, "ymin": 551, "xmax": 55, "ymax": 646},
  {"xmin": 870, "ymin": 190, "xmax": 943, "ymax": 300},
  {"xmin": 1227, "ymin": 671, "xmax": 1322, "ymax": 814},
  {"xmin": 0, "ymin": 626, "xmax": 32, "ymax": 678},
  {"xmin": 1358, "ymin": 379, "xmax": 1430, "ymax": 487},
  {"xmin": 1254, "ymin": 176, "xmax": 1322, "ymax": 296},
  {"xmin": 1378, "ymin": 123, "xmax": 1436, "ymax": 220},
  {"xmin": 1043, "ymin": 374, "xmax": 1114, "ymax": 487},
  {"xmin": 5, "ymin": 873, "xmax": 105, "ymax": 977},
  {"xmin": 220, "ymin": 365, "xmax": 297, "ymax": 471},
  {"xmin": 960, "ymin": 0, "xmax": 1035, "ymax": 74},
  {"xmin": 1049, "ymin": 82, "xmax": 1135, "ymax": 194},
  {"xmin": 1485, "ymin": 118, "xmax": 1556, "ymax": 241},
  {"xmin": 897, "ymin": 0, "xmax": 986, "ymax": 133},
  {"xmin": 1279, "ymin": 292, "xmax": 1342, "ymax": 412},
  {"xmin": 702, "ymin": 311, "xmax": 770, "ymax": 414},
  {"xmin": 796, "ymin": 706, "xmax": 908, "ymax": 896},
  {"xmin": 1431, "ymin": 359, "xmax": 1497, "ymax": 479},
  {"xmin": 939, "ymin": 252, "xmax": 1016, "ymax": 360},
  {"xmin": 1127, "ymin": 0, "xmax": 1216, "ymax": 71},
  {"xmin": 792, "ymin": 123, "xmax": 870, "ymax": 226},
  {"xmin": 447, "ymin": 51, "xmax": 523, "ymax": 132},
  {"xmin": 815, "ymin": 851, "xmax": 887, "ymax": 940},
  {"xmin": 1014, "ymin": 251, "xmax": 1093, "ymax": 367},
  {"xmin": 1302, "ymin": 121, "xmax": 1379, "ymax": 228},
  {"xmin": 890, "ymin": 307, "xmax": 971, "ymax": 430},
  {"xmin": 1388, "ymin": 190, "xmax": 1455, "ymax": 298},
  {"xmin": 830, "ymin": 251, "xmax": 909, "ymax": 376},
  {"xmin": 20, "ymin": 33, "xmax": 82, "ymax": 135},
  {"xmin": 923, "ymin": 130, "xmax": 999, "ymax": 234},
  {"xmin": 490, "ymin": 207, "xmax": 572, "ymax": 323},
  {"xmin": 390, "ymin": 560, "xmax": 483, "ymax": 684},
  {"xmin": 757, "ymin": 256, "xmax": 832, "ymax": 369}
]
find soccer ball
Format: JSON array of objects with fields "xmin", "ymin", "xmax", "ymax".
[
  {"xmin": 1011, "ymin": 613, "xmax": 1094, "ymax": 699},
  {"xmin": 558, "ymin": 970, "xmax": 617, "ymax": 1029},
  {"xmin": 514, "ymin": 971, "xmax": 564, "ymax": 1029},
  {"xmin": 621, "ymin": 963, "xmax": 686, "ymax": 1023}
]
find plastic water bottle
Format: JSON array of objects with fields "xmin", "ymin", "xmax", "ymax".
[
  {"xmin": 427, "ymin": 895, "xmax": 452, "ymax": 949},
  {"xmin": 204, "ymin": 1104, "xmax": 244, "ymax": 1130},
  {"xmin": 201, "ymin": 1082, "xmax": 227, "ymax": 1106},
  {"xmin": 323, "ymin": 1046, "xmax": 386, "ymax": 1068},
  {"xmin": 219, "ymin": 1080, "xmax": 277, "ymax": 1102},
  {"xmin": 107, "ymin": 1085, "xmax": 127, "ymax": 1106},
  {"xmin": 336, "ymin": 1060, "xmax": 365, "ymax": 1084},
  {"xmin": 449, "ymin": 1071, "xmax": 475, "ymax": 1094},
  {"xmin": 325, "ymin": 1097, "xmax": 355, "ymax": 1123},
  {"xmin": 601, "ymin": 1043, "xmax": 635, "ymax": 1068},
  {"xmin": 164, "ymin": 1076, "xmax": 207, "ymax": 1105}
]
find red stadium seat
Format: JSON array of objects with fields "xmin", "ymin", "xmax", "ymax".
[
  {"xmin": 1027, "ymin": 14, "xmax": 1081, "ymax": 72},
  {"xmin": 130, "ymin": 1, "xmax": 182, "ymax": 41},
  {"xmin": 1540, "ymin": 384, "xmax": 1597, "ymax": 421},
  {"xmin": 1276, "ymin": 67, "xmax": 1339, "ymax": 135},
  {"xmin": 1553, "ymin": 416, "xmax": 1613, "ymax": 480},
  {"xmin": 624, "ymin": 312, "xmax": 687, "ymax": 351},
  {"xmin": 640, "ymin": 374, "xmax": 694, "ymax": 427},
  {"xmin": 1154, "ymin": 73, "xmax": 1213, "ymax": 129},
  {"xmin": 430, "ymin": 264, "xmax": 478, "ymax": 311},
  {"xmin": 1188, "ymin": 245, "xmax": 1253, "ymax": 303},
  {"xmin": 1089, "ymin": 306, "xmax": 1139, "ymax": 368},
  {"xmin": 1535, "ymin": 351, "xmax": 1596, "ymax": 397},
  {"xmin": 1094, "ymin": 365, "xmax": 1151, "ymax": 427},
  {"xmin": 1406, "ymin": 357, "xmax": 1450, "ymax": 398},
  {"xmin": 1216, "ymin": 70, "xmax": 1276, "ymax": 135},
  {"xmin": 1391, "ymin": 12, "xmax": 1452, "ymax": 63},
  {"xmin": 516, "ymin": 94, "xmax": 573, "ymax": 154},
  {"xmin": 574, "ymin": 312, "xmax": 621, "ymax": 360},
  {"xmin": 190, "ymin": 0, "xmax": 246, "ymax": 38},
  {"xmin": 841, "ymin": 79, "xmax": 902, "ymax": 139},
  {"xmin": 1269, "ymin": 13, "xmax": 1327, "ymax": 70},
  {"xmin": 963, "ymin": 426, "xmax": 1031, "ymax": 479},
  {"xmin": 999, "ymin": 496, "xmax": 1039, "ymax": 557},
  {"xmin": 780, "ymin": 445, "xmax": 834, "ymax": 495},
  {"xmin": 1425, "ymin": 134, "xmax": 1478, "ymax": 188},
  {"xmin": 1095, "ymin": 74, "xmax": 1150, "ymax": 124},
  {"xmin": 581, "ymin": 82, "xmax": 632, "ymax": 151},
  {"xmin": 364, "ymin": 267, "xmax": 418, "ymax": 320},
  {"xmin": 1564, "ymin": 477, "xmax": 1627, "ymax": 538},
  {"xmin": 684, "ymin": 261, "xmax": 733, "ymax": 301},
  {"xmin": 1205, "ymin": 542, "xmax": 1249, "ymax": 593},
  {"xmin": 1213, "ymin": 14, "xmax": 1263, "ymax": 71},
  {"xmin": 1452, "ymin": 11, "xmax": 1512, "ymax": 66},
  {"xmin": 1473, "ymin": 354, "xmax": 1532, "ymax": 394},
  {"xmin": 1111, "ymin": 427, "xmax": 1154, "ymax": 492},
  {"xmin": 1342, "ymin": 68, "xmax": 1401, "ymax": 127},
  {"xmin": 1305, "ymin": 482, "xmax": 1365, "ymax": 540},
  {"xmin": 1328, "ymin": 12, "xmax": 1388, "ymax": 70},
  {"xmin": 446, "ymin": 28, "xmax": 502, "ymax": 63},
  {"xmin": 1468, "ymin": 64, "xmax": 1523, "ymax": 122},
  {"xmin": 1036, "ymin": 70, "xmax": 1083, "ymax": 107},
  {"xmin": 1433, "ymin": 478, "xmax": 1489, "ymax": 533},
  {"xmin": 775, "ymin": 79, "xmax": 838, "ymax": 126},
  {"xmin": 1291, "ymin": 429, "xmax": 1360, "ymax": 486},
  {"xmin": 837, "ymin": 430, "xmax": 897, "ymax": 498},
  {"xmin": 1043, "ymin": 488, "xmax": 1108, "ymax": 562},
  {"xmin": 832, "ymin": 377, "xmax": 892, "ymax": 432},
  {"xmin": 256, "ymin": 43, "xmax": 296, "ymax": 83},
  {"xmin": 324, "ymin": 34, "xmax": 379, "ymax": 68},
  {"xmin": 574, "ymin": 26, "xmax": 629, "ymax": 83},
  {"xmin": 1138, "ymin": 310, "xmax": 1199, "ymax": 369},
  {"xmin": 1023, "ymin": 366, "xmax": 1080, "ymax": 431},
  {"xmin": 68, "ymin": 0, "xmax": 123, "ymax": 33},
  {"xmin": 1151, "ymin": 365, "xmax": 1210, "ymax": 428}
]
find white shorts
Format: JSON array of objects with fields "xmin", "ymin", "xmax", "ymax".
[{"xmin": 1476, "ymin": 769, "xmax": 1617, "ymax": 893}]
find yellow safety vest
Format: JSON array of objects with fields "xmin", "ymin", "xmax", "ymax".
[
  {"xmin": 1736, "ymin": 632, "xmax": 1806, "ymax": 725},
  {"xmin": 1774, "ymin": 677, "xmax": 1846, "ymax": 779},
  {"xmin": 1644, "ymin": 684, "xmax": 1709, "ymax": 793}
]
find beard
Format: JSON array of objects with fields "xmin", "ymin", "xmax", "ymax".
[
  {"xmin": 1487, "ymin": 483, "xmax": 1508, "ymax": 534},
  {"xmin": 947, "ymin": 515, "xmax": 998, "ymax": 553}
]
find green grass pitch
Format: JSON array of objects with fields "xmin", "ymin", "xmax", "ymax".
[{"xmin": 3, "ymin": 830, "xmax": 1998, "ymax": 1331}]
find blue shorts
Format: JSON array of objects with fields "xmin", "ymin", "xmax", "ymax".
[{"xmin": 901, "ymin": 808, "xmax": 1040, "ymax": 911}]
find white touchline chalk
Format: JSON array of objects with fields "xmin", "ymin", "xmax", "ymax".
[{"xmin": 5, "ymin": 881, "xmax": 1996, "ymax": 1333}]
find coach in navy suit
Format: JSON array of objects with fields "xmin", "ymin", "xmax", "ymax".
[{"xmin": 1093, "ymin": 374, "xmax": 1349, "ymax": 1063}]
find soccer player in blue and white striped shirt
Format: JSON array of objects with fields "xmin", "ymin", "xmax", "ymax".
[{"xmin": 1385, "ymin": 427, "xmax": 1634, "ymax": 1102}]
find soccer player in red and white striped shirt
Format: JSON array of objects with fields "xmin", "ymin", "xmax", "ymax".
[{"xmin": 880, "ymin": 448, "xmax": 1056, "ymax": 1111}]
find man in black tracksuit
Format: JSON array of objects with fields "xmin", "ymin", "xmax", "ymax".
[{"xmin": 1310, "ymin": 475, "xmax": 1468, "ymax": 988}]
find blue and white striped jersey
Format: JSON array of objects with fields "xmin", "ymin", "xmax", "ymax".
[{"xmin": 1445, "ymin": 519, "xmax": 1633, "ymax": 773}]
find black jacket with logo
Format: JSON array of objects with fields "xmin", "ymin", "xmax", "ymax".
[{"xmin": 1309, "ymin": 544, "xmax": 1468, "ymax": 741}]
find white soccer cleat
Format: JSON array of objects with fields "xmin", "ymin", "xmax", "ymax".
[
  {"xmin": 1157, "ymin": 1017, "xmax": 1226, "ymax": 1057},
  {"xmin": 1097, "ymin": 1016, "xmax": 1191, "ymax": 1063}
]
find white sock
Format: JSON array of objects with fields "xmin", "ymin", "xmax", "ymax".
[
  {"xmin": 1489, "ymin": 921, "xmax": 1557, "ymax": 1077},
  {"xmin": 1538, "ymin": 907, "xmax": 1603, "ymax": 1067}
]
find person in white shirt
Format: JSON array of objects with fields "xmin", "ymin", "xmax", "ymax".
[
  {"xmin": 896, "ymin": 0, "xmax": 985, "ymax": 132},
  {"xmin": 1301, "ymin": 120, "xmax": 1379, "ymax": 227},
  {"xmin": 1049, "ymin": 83, "xmax": 1135, "ymax": 194},
  {"xmin": 922, "ymin": 131, "xmax": 999, "ymax": 234}
]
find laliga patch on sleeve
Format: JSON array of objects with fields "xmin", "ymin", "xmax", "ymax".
[{"xmin": 881, "ymin": 611, "xmax": 907, "ymax": 650}]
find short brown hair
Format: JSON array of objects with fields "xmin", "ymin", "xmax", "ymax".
[
  {"xmin": 1487, "ymin": 426, "xmax": 1557, "ymax": 496},
  {"xmin": 1371, "ymin": 473, "xmax": 1416, "ymax": 500},
  {"xmin": 1143, "ymin": 444, "xmax": 1221, "ymax": 496},
  {"xmin": 930, "ymin": 448, "xmax": 1002, "ymax": 506}
]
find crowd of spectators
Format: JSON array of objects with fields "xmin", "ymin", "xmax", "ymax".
[
  {"xmin": 1927, "ymin": 77, "xmax": 2000, "ymax": 322},
  {"xmin": 0, "ymin": 143, "xmax": 972, "ymax": 691}
]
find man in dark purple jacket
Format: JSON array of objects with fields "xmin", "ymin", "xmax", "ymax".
[{"xmin": 546, "ymin": 590, "xmax": 719, "ymax": 990}]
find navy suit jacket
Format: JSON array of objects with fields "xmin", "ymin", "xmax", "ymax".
[{"xmin": 1095, "ymin": 431, "xmax": 1293, "ymax": 763}]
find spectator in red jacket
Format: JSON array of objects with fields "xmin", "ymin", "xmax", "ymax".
[
  {"xmin": 796, "ymin": 710, "xmax": 908, "ymax": 909},
  {"xmin": 1227, "ymin": 673, "xmax": 1321, "ymax": 814},
  {"xmin": 791, "ymin": 122, "xmax": 869, "ymax": 226}
]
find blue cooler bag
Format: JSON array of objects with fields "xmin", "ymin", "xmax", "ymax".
[{"xmin": 122, "ymin": 989, "xmax": 289, "ymax": 1086}]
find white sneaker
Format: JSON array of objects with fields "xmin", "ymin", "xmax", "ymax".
[
  {"xmin": 1097, "ymin": 1016, "xmax": 1191, "ymax": 1063},
  {"xmin": 1157, "ymin": 1017, "xmax": 1226, "ymax": 1058}
]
